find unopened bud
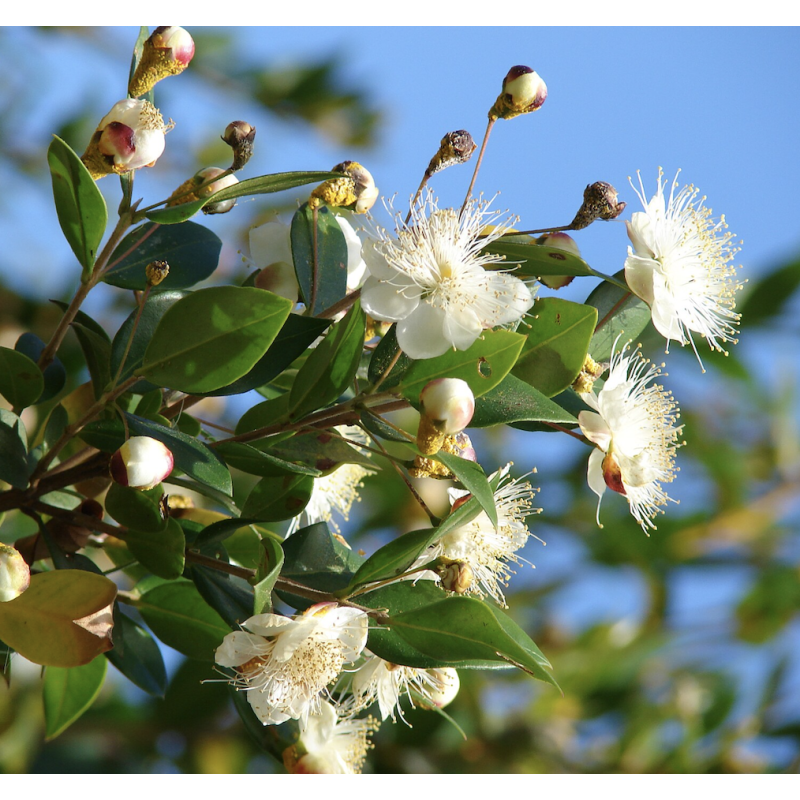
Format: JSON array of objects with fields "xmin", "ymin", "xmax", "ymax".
[
  {"xmin": 129, "ymin": 26, "xmax": 195, "ymax": 97},
  {"xmin": 221, "ymin": 120, "xmax": 256, "ymax": 171},
  {"xmin": 570, "ymin": 181, "xmax": 627, "ymax": 230},
  {"xmin": 536, "ymin": 232, "xmax": 581, "ymax": 290},
  {"xmin": 146, "ymin": 260, "xmax": 170, "ymax": 286},
  {"xmin": 436, "ymin": 558, "xmax": 474, "ymax": 594},
  {"xmin": 420, "ymin": 669, "xmax": 460, "ymax": 709},
  {"xmin": 196, "ymin": 168, "xmax": 239, "ymax": 215},
  {"xmin": 572, "ymin": 353, "xmax": 606, "ymax": 395},
  {"xmin": 420, "ymin": 379, "xmax": 475, "ymax": 434},
  {"xmin": 490, "ymin": 65, "xmax": 547, "ymax": 121},
  {"xmin": 425, "ymin": 130, "xmax": 477, "ymax": 177},
  {"xmin": 310, "ymin": 161, "xmax": 379, "ymax": 214},
  {"xmin": 82, "ymin": 99, "xmax": 168, "ymax": 180},
  {"xmin": 110, "ymin": 436, "xmax": 174, "ymax": 491},
  {"xmin": 0, "ymin": 544, "xmax": 30, "ymax": 602}
]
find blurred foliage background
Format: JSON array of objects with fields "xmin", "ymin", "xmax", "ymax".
[{"xmin": 1, "ymin": 26, "xmax": 799, "ymax": 774}]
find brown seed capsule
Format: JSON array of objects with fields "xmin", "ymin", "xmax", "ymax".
[
  {"xmin": 146, "ymin": 260, "xmax": 170, "ymax": 287},
  {"xmin": 570, "ymin": 181, "xmax": 627, "ymax": 230},
  {"xmin": 425, "ymin": 130, "xmax": 477, "ymax": 177},
  {"xmin": 221, "ymin": 120, "xmax": 256, "ymax": 171}
]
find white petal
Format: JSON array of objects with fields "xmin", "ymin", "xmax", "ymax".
[
  {"xmin": 484, "ymin": 273, "xmax": 534, "ymax": 326},
  {"xmin": 244, "ymin": 613, "xmax": 295, "ymax": 637},
  {"xmin": 361, "ymin": 239, "xmax": 396, "ymax": 280},
  {"xmin": 361, "ymin": 276, "xmax": 421, "ymax": 322},
  {"xmin": 624, "ymin": 252, "xmax": 657, "ymax": 306},
  {"xmin": 300, "ymin": 702, "xmax": 338, "ymax": 750},
  {"xmin": 396, "ymin": 303, "xmax": 452, "ymax": 359},
  {"xmin": 578, "ymin": 410, "xmax": 612, "ymax": 452},
  {"xmin": 442, "ymin": 303, "xmax": 483, "ymax": 351},
  {"xmin": 586, "ymin": 447, "xmax": 607, "ymax": 501},
  {"xmin": 214, "ymin": 631, "xmax": 269, "ymax": 667},
  {"xmin": 335, "ymin": 215, "xmax": 368, "ymax": 290},
  {"xmin": 249, "ymin": 221, "xmax": 293, "ymax": 267},
  {"xmin": 248, "ymin": 688, "xmax": 292, "ymax": 725}
]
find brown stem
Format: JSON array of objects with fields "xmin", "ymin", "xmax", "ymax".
[
  {"xmin": 460, "ymin": 117, "xmax": 495, "ymax": 216},
  {"xmin": 33, "ymin": 501, "xmax": 123, "ymax": 538},
  {"xmin": 367, "ymin": 347, "xmax": 403, "ymax": 395},
  {"xmin": 309, "ymin": 204, "xmax": 320, "ymax": 313},
  {"xmin": 506, "ymin": 224, "xmax": 574, "ymax": 237},
  {"xmin": 317, "ymin": 288, "xmax": 361, "ymax": 320},
  {"xmin": 543, "ymin": 422, "xmax": 589, "ymax": 443},
  {"xmin": 595, "ymin": 291, "xmax": 632, "ymax": 332},
  {"xmin": 110, "ymin": 284, "xmax": 151, "ymax": 389},
  {"xmin": 404, "ymin": 172, "xmax": 431, "ymax": 225}
]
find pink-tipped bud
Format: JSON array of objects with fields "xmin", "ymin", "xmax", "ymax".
[
  {"xmin": 491, "ymin": 65, "xmax": 547, "ymax": 120},
  {"xmin": 110, "ymin": 436, "xmax": 174, "ymax": 491},
  {"xmin": 425, "ymin": 669, "xmax": 460, "ymax": 709},
  {"xmin": 128, "ymin": 27, "xmax": 195, "ymax": 97},
  {"xmin": 420, "ymin": 378, "xmax": 475, "ymax": 435},
  {"xmin": 0, "ymin": 544, "xmax": 30, "ymax": 602},
  {"xmin": 195, "ymin": 167, "xmax": 239, "ymax": 215},
  {"xmin": 151, "ymin": 26, "xmax": 195, "ymax": 67}
]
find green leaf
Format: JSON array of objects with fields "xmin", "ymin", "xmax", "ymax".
[
  {"xmin": 105, "ymin": 604, "xmax": 167, "ymax": 697},
  {"xmin": 126, "ymin": 414, "xmax": 232, "ymax": 495},
  {"xmin": 235, "ymin": 394, "xmax": 291, "ymax": 434},
  {"xmin": 47, "ymin": 135, "xmax": 108, "ymax": 277},
  {"xmin": 139, "ymin": 286, "xmax": 293, "ymax": 393},
  {"xmin": 472, "ymin": 373, "xmax": 579, "ymax": 427},
  {"xmin": 586, "ymin": 275, "xmax": 652, "ymax": 361},
  {"xmin": 192, "ymin": 518, "xmax": 262, "ymax": 550},
  {"xmin": 15, "ymin": 333, "xmax": 66, "ymax": 403},
  {"xmin": 104, "ymin": 222, "xmax": 222, "ymax": 291},
  {"xmin": 190, "ymin": 566, "xmax": 254, "ymax": 629},
  {"xmin": 512, "ymin": 297, "xmax": 597, "ymax": 397},
  {"xmin": 0, "ymin": 570, "xmax": 116, "ymax": 667},
  {"xmin": 125, "ymin": 517, "xmax": 186, "ymax": 579},
  {"xmin": 253, "ymin": 538, "xmax": 284, "ymax": 615},
  {"xmin": 289, "ymin": 302, "xmax": 365, "ymax": 418},
  {"xmin": 397, "ymin": 329, "xmax": 526, "ymax": 404},
  {"xmin": 435, "ymin": 452, "xmax": 496, "ymax": 526},
  {"xmin": 43, "ymin": 404, "xmax": 69, "ymax": 453},
  {"xmin": 290, "ymin": 201, "xmax": 349, "ymax": 315},
  {"xmin": 137, "ymin": 580, "xmax": 230, "ymax": 660},
  {"xmin": 215, "ymin": 441, "xmax": 322, "ymax": 478},
  {"xmin": 200, "ymin": 315, "xmax": 330, "ymax": 397},
  {"xmin": 241, "ymin": 473, "xmax": 314, "ymax": 522},
  {"xmin": 739, "ymin": 256, "xmax": 800, "ymax": 327},
  {"xmin": 110, "ymin": 290, "xmax": 186, "ymax": 392},
  {"xmin": 72, "ymin": 322, "xmax": 113, "ymax": 399},
  {"xmin": 43, "ymin": 656, "xmax": 107, "ymax": 740},
  {"xmin": 0, "ymin": 415, "xmax": 29, "ymax": 490},
  {"xmin": 367, "ymin": 324, "xmax": 413, "ymax": 390},
  {"xmin": 263, "ymin": 430, "xmax": 374, "ymax": 474},
  {"xmin": 348, "ymin": 527, "xmax": 439, "ymax": 590},
  {"xmin": 0, "ymin": 347, "xmax": 44, "ymax": 408},
  {"xmin": 105, "ymin": 483, "xmax": 167, "ymax": 533},
  {"xmin": 144, "ymin": 171, "xmax": 343, "ymax": 223}
]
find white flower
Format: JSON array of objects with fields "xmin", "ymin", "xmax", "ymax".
[
  {"xmin": 109, "ymin": 436, "xmax": 174, "ymax": 491},
  {"xmin": 287, "ymin": 426, "xmax": 373, "ymax": 536},
  {"xmin": 624, "ymin": 169, "xmax": 743, "ymax": 367},
  {"xmin": 578, "ymin": 341, "xmax": 683, "ymax": 532},
  {"xmin": 0, "ymin": 544, "xmax": 30, "ymax": 602},
  {"xmin": 249, "ymin": 215, "xmax": 367, "ymax": 305},
  {"xmin": 360, "ymin": 192, "xmax": 534, "ymax": 360},
  {"xmin": 97, "ymin": 99, "xmax": 167, "ymax": 172},
  {"xmin": 287, "ymin": 701, "xmax": 377, "ymax": 774},
  {"xmin": 350, "ymin": 654, "xmax": 460, "ymax": 722},
  {"xmin": 214, "ymin": 603, "xmax": 369, "ymax": 726},
  {"xmin": 420, "ymin": 465, "xmax": 540, "ymax": 607}
]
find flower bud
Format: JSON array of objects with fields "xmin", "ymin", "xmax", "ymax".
[
  {"xmin": 110, "ymin": 436, "xmax": 174, "ymax": 491},
  {"xmin": 571, "ymin": 353, "xmax": 606, "ymax": 395},
  {"xmin": 146, "ymin": 260, "xmax": 170, "ymax": 287},
  {"xmin": 436, "ymin": 558, "xmax": 474, "ymax": 594},
  {"xmin": 421, "ymin": 378, "xmax": 475, "ymax": 434},
  {"xmin": 82, "ymin": 99, "xmax": 168, "ymax": 180},
  {"xmin": 422, "ymin": 669, "xmax": 460, "ymax": 709},
  {"xmin": 536, "ymin": 232, "xmax": 580, "ymax": 290},
  {"xmin": 129, "ymin": 26, "xmax": 195, "ymax": 97},
  {"xmin": 221, "ymin": 120, "xmax": 256, "ymax": 171},
  {"xmin": 0, "ymin": 544, "xmax": 30, "ymax": 602},
  {"xmin": 310, "ymin": 161, "xmax": 379, "ymax": 214},
  {"xmin": 425, "ymin": 130, "xmax": 477, "ymax": 178},
  {"xmin": 196, "ymin": 168, "xmax": 239, "ymax": 215},
  {"xmin": 570, "ymin": 181, "xmax": 627, "ymax": 230},
  {"xmin": 602, "ymin": 451, "xmax": 626, "ymax": 496},
  {"xmin": 490, "ymin": 65, "xmax": 547, "ymax": 120}
]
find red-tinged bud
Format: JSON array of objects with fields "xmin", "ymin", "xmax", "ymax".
[
  {"xmin": 602, "ymin": 452, "xmax": 626, "ymax": 495},
  {"xmin": 83, "ymin": 99, "xmax": 168, "ymax": 180},
  {"xmin": 110, "ymin": 436, "xmax": 174, "ymax": 491},
  {"xmin": 570, "ymin": 181, "xmax": 627, "ymax": 230},
  {"xmin": 450, "ymin": 493, "xmax": 472, "ymax": 513},
  {"xmin": 491, "ymin": 65, "xmax": 547, "ymax": 120},
  {"xmin": 195, "ymin": 167, "xmax": 239, "ymax": 215},
  {"xmin": 0, "ymin": 544, "xmax": 30, "ymax": 602},
  {"xmin": 129, "ymin": 26, "xmax": 195, "ymax": 97},
  {"xmin": 221, "ymin": 120, "xmax": 256, "ymax": 171},
  {"xmin": 536, "ymin": 232, "xmax": 581, "ymax": 289}
]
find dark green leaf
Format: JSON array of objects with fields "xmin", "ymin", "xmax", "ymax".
[
  {"xmin": 125, "ymin": 517, "xmax": 186, "ymax": 579},
  {"xmin": 0, "ymin": 347, "xmax": 43, "ymax": 408},
  {"xmin": 0, "ymin": 416, "xmax": 29, "ymax": 490},
  {"xmin": 139, "ymin": 287, "xmax": 293, "ymax": 393},
  {"xmin": 289, "ymin": 302, "xmax": 365, "ymax": 418},
  {"xmin": 71, "ymin": 322, "xmax": 112, "ymax": 399},
  {"xmin": 348, "ymin": 527, "xmax": 439, "ymax": 590},
  {"xmin": 360, "ymin": 409, "xmax": 412, "ymax": 443},
  {"xmin": 253, "ymin": 537, "xmax": 285, "ymax": 614},
  {"xmin": 104, "ymin": 482, "xmax": 166, "ymax": 533},
  {"xmin": 512, "ymin": 297, "xmax": 597, "ymax": 397},
  {"xmin": 263, "ymin": 430, "xmax": 374, "ymax": 474},
  {"xmin": 191, "ymin": 517, "xmax": 261, "ymax": 549},
  {"xmin": 290, "ymin": 201, "xmax": 349, "ymax": 315},
  {"xmin": 586, "ymin": 275, "xmax": 652, "ymax": 361},
  {"xmin": 104, "ymin": 222, "xmax": 222, "ymax": 291},
  {"xmin": 235, "ymin": 395, "xmax": 291, "ymax": 434},
  {"xmin": 47, "ymin": 136, "xmax": 108, "ymax": 276},
  {"xmin": 190, "ymin": 566, "xmax": 254, "ymax": 629},
  {"xmin": 215, "ymin": 441, "xmax": 321, "ymax": 478},
  {"xmin": 43, "ymin": 656, "xmax": 107, "ymax": 740},
  {"xmin": 472, "ymin": 373, "xmax": 579, "ymax": 428},
  {"xmin": 15, "ymin": 333, "xmax": 66, "ymax": 403},
  {"xmin": 241, "ymin": 473, "xmax": 314, "ymax": 522},
  {"xmin": 138, "ymin": 580, "xmax": 230, "ymax": 660},
  {"xmin": 397, "ymin": 329, "xmax": 526, "ymax": 404},
  {"xmin": 435, "ymin": 452, "xmax": 496, "ymax": 526},
  {"xmin": 43, "ymin": 404, "xmax": 69, "ymax": 452},
  {"xmin": 367, "ymin": 324, "xmax": 412, "ymax": 390},
  {"xmin": 105, "ymin": 605, "xmax": 167, "ymax": 697},
  {"xmin": 201, "ymin": 314, "xmax": 330, "ymax": 397},
  {"xmin": 739, "ymin": 257, "xmax": 800, "ymax": 327}
]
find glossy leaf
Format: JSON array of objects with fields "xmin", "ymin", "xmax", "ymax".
[
  {"xmin": 125, "ymin": 517, "xmax": 186, "ymax": 579},
  {"xmin": 105, "ymin": 605, "xmax": 167, "ymax": 697},
  {"xmin": 43, "ymin": 656, "xmax": 107, "ymax": 740},
  {"xmin": 235, "ymin": 395, "xmax": 292, "ymax": 435},
  {"xmin": 397, "ymin": 329, "xmax": 526, "ymax": 404},
  {"xmin": 0, "ymin": 415, "xmax": 29, "ymax": 490},
  {"xmin": 290, "ymin": 201, "xmax": 349, "ymax": 315},
  {"xmin": 586, "ymin": 276, "xmax": 652, "ymax": 361},
  {"xmin": 512, "ymin": 297, "xmax": 597, "ymax": 397},
  {"xmin": 253, "ymin": 537, "xmax": 284, "ymax": 615},
  {"xmin": 0, "ymin": 570, "xmax": 116, "ymax": 667},
  {"xmin": 435, "ymin": 452, "xmax": 496, "ymax": 526},
  {"xmin": 367, "ymin": 324, "xmax": 413, "ymax": 390},
  {"xmin": 47, "ymin": 135, "xmax": 108, "ymax": 276},
  {"xmin": 105, "ymin": 483, "xmax": 167, "ymax": 533},
  {"xmin": 215, "ymin": 441, "xmax": 321, "ymax": 478},
  {"xmin": 348, "ymin": 527, "xmax": 439, "ymax": 591},
  {"xmin": 139, "ymin": 287, "xmax": 293, "ymax": 393},
  {"xmin": 104, "ymin": 222, "xmax": 222, "ymax": 291},
  {"xmin": 0, "ymin": 347, "xmax": 43, "ymax": 408},
  {"xmin": 15, "ymin": 333, "xmax": 66, "ymax": 403},
  {"xmin": 242, "ymin": 473, "xmax": 314, "ymax": 522},
  {"xmin": 71, "ymin": 322, "xmax": 112, "ymax": 399},
  {"xmin": 191, "ymin": 517, "xmax": 261, "ymax": 550},
  {"xmin": 190, "ymin": 566, "xmax": 254, "ymax": 629},
  {"xmin": 289, "ymin": 303, "xmax": 366, "ymax": 418},
  {"xmin": 201, "ymin": 314, "xmax": 330, "ymax": 397},
  {"xmin": 264, "ymin": 430, "xmax": 374, "ymax": 474},
  {"xmin": 138, "ymin": 580, "xmax": 230, "ymax": 661}
]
